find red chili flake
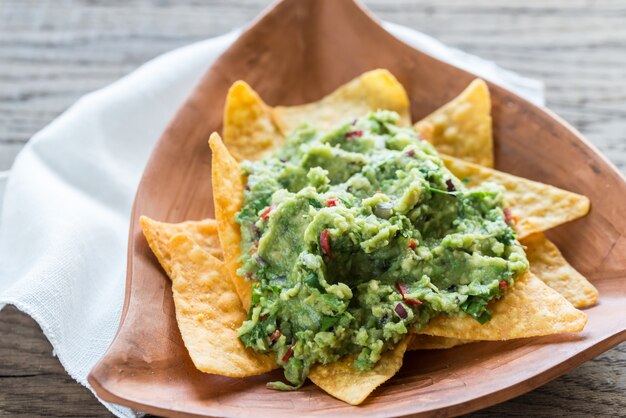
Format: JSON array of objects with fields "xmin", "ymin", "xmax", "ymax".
[
  {"xmin": 395, "ymin": 281, "xmax": 423, "ymax": 307},
  {"xmin": 345, "ymin": 130, "xmax": 363, "ymax": 140},
  {"xmin": 503, "ymin": 208, "xmax": 514, "ymax": 225},
  {"xmin": 320, "ymin": 229, "xmax": 331, "ymax": 257},
  {"xmin": 499, "ymin": 281, "xmax": 508, "ymax": 290},
  {"xmin": 396, "ymin": 281, "xmax": 409, "ymax": 297},
  {"xmin": 326, "ymin": 198, "xmax": 338, "ymax": 207},
  {"xmin": 282, "ymin": 344, "xmax": 295, "ymax": 363},
  {"xmin": 245, "ymin": 272, "xmax": 254, "ymax": 279},
  {"xmin": 406, "ymin": 149, "xmax": 415, "ymax": 157},
  {"xmin": 408, "ymin": 239, "xmax": 417, "ymax": 250},
  {"xmin": 260, "ymin": 205, "xmax": 274, "ymax": 221},
  {"xmin": 249, "ymin": 247, "xmax": 257, "ymax": 255},
  {"xmin": 259, "ymin": 313, "xmax": 269, "ymax": 321},
  {"xmin": 269, "ymin": 329, "xmax": 281, "ymax": 343},
  {"xmin": 446, "ymin": 179, "xmax": 456, "ymax": 192},
  {"xmin": 394, "ymin": 303, "xmax": 408, "ymax": 319}
]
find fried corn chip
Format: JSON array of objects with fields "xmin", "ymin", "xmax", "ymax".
[
  {"xmin": 223, "ymin": 81, "xmax": 284, "ymax": 162},
  {"xmin": 523, "ymin": 233, "xmax": 598, "ymax": 308},
  {"xmin": 407, "ymin": 335, "xmax": 471, "ymax": 351},
  {"xmin": 308, "ymin": 337, "xmax": 409, "ymax": 405},
  {"xmin": 414, "ymin": 119, "xmax": 434, "ymax": 142},
  {"xmin": 223, "ymin": 70, "xmax": 411, "ymax": 164},
  {"xmin": 430, "ymin": 100, "xmax": 596, "ymax": 311},
  {"xmin": 443, "ymin": 155, "xmax": 590, "ymax": 239},
  {"xmin": 415, "ymin": 79, "xmax": 493, "ymax": 167},
  {"xmin": 163, "ymin": 234, "xmax": 277, "ymax": 376},
  {"xmin": 273, "ymin": 69, "xmax": 411, "ymax": 136},
  {"xmin": 209, "ymin": 133, "xmax": 252, "ymax": 312},
  {"xmin": 419, "ymin": 272, "xmax": 587, "ymax": 340},
  {"xmin": 140, "ymin": 216, "xmax": 222, "ymax": 275}
]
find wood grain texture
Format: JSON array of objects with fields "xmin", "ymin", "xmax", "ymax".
[{"xmin": 1, "ymin": 0, "xmax": 625, "ymax": 416}]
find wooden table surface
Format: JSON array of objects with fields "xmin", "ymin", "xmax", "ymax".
[{"xmin": 1, "ymin": 0, "xmax": 625, "ymax": 416}]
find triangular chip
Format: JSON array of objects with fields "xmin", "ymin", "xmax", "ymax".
[
  {"xmin": 209, "ymin": 133, "xmax": 253, "ymax": 312},
  {"xmin": 273, "ymin": 69, "xmax": 411, "ymax": 136},
  {"xmin": 308, "ymin": 337, "xmax": 409, "ymax": 405},
  {"xmin": 415, "ymin": 79, "xmax": 493, "ymax": 167},
  {"xmin": 407, "ymin": 335, "xmax": 471, "ymax": 351},
  {"xmin": 414, "ymin": 119, "xmax": 434, "ymax": 142},
  {"xmin": 419, "ymin": 272, "xmax": 587, "ymax": 340},
  {"xmin": 427, "ymin": 103, "xmax": 596, "ymax": 310},
  {"xmin": 223, "ymin": 81, "xmax": 284, "ymax": 162},
  {"xmin": 443, "ymin": 155, "xmax": 590, "ymax": 239},
  {"xmin": 162, "ymin": 234, "xmax": 277, "ymax": 376},
  {"xmin": 522, "ymin": 233, "xmax": 598, "ymax": 308},
  {"xmin": 140, "ymin": 216, "xmax": 222, "ymax": 275}
]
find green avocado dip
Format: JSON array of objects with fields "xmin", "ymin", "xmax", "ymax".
[{"xmin": 236, "ymin": 110, "xmax": 528, "ymax": 389}]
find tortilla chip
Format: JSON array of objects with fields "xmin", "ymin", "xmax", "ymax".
[
  {"xmin": 166, "ymin": 235, "xmax": 276, "ymax": 376},
  {"xmin": 209, "ymin": 133, "xmax": 252, "ymax": 312},
  {"xmin": 443, "ymin": 155, "xmax": 590, "ymax": 239},
  {"xmin": 523, "ymin": 233, "xmax": 598, "ymax": 308},
  {"xmin": 414, "ymin": 120, "xmax": 434, "ymax": 142},
  {"xmin": 427, "ymin": 101, "xmax": 596, "ymax": 309},
  {"xmin": 140, "ymin": 216, "xmax": 223, "ymax": 275},
  {"xmin": 419, "ymin": 272, "xmax": 587, "ymax": 340},
  {"xmin": 407, "ymin": 335, "xmax": 471, "ymax": 351},
  {"xmin": 273, "ymin": 69, "xmax": 411, "ymax": 136},
  {"xmin": 223, "ymin": 81, "xmax": 284, "ymax": 162},
  {"xmin": 415, "ymin": 79, "xmax": 493, "ymax": 167},
  {"xmin": 308, "ymin": 337, "xmax": 409, "ymax": 405}
]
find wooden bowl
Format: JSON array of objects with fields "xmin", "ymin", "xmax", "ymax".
[{"xmin": 88, "ymin": 0, "xmax": 626, "ymax": 416}]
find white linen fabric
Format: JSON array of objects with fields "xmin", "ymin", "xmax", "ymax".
[{"xmin": 0, "ymin": 23, "xmax": 544, "ymax": 417}]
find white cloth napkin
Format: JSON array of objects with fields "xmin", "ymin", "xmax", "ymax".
[{"xmin": 0, "ymin": 23, "xmax": 544, "ymax": 417}]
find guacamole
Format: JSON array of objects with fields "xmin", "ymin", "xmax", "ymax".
[{"xmin": 236, "ymin": 111, "xmax": 528, "ymax": 389}]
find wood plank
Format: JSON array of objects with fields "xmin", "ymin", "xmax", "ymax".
[{"xmin": 0, "ymin": 306, "xmax": 109, "ymax": 417}]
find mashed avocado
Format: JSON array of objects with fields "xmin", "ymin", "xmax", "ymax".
[{"xmin": 236, "ymin": 111, "xmax": 528, "ymax": 389}]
